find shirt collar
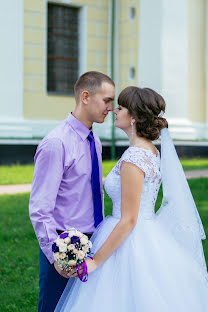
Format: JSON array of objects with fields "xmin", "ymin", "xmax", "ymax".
[{"xmin": 66, "ymin": 113, "xmax": 91, "ymax": 141}]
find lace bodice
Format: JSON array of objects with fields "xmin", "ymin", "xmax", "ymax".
[{"xmin": 104, "ymin": 147, "xmax": 161, "ymax": 220}]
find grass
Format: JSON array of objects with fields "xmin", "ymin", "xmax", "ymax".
[
  {"xmin": 0, "ymin": 193, "xmax": 39, "ymax": 312},
  {"xmin": 102, "ymin": 160, "xmax": 117, "ymax": 177},
  {"xmin": 0, "ymin": 178, "xmax": 208, "ymax": 311},
  {"xmin": 103, "ymin": 158, "xmax": 208, "ymax": 177},
  {"xmin": 0, "ymin": 158, "xmax": 208, "ymax": 185},
  {"xmin": 181, "ymin": 158, "xmax": 208, "ymax": 171},
  {"xmin": 0, "ymin": 164, "xmax": 34, "ymax": 185}
]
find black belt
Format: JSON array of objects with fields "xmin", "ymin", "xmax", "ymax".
[{"xmin": 56, "ymin": 230, "xmax": 93, "ymax": 240}]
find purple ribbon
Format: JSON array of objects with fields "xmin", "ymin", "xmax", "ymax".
[
  {"xmin": 76, "ymin": 260, "xmax": 88, "ymax": 282},
  {"xmin": 76, "ymin": 257, "xmax": 93, "ymax": 283}
]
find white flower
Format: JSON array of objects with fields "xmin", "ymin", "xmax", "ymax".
[
  {"xmin": 73, "ymin": 249, "xmax": 78, "ymax": 254},
  {"xmin": 88, "ymin": 241, "xmax": 92, "ymax": 249},
  {"xmin": 60, "ymin": 253, "xmax": 67, "ymax": 259},
  {"xmin": 75, "ymin": 231, "xmax": 83, "ymax": 238},
  {"xmin": 68, "ymin": 230, "xmax": 77, "ymax": 237},
  {"xmin": 64, "ymin": 237, "xmax": 70, "ymax": 244},
  {"xmin": 67, "ymin": 244, "xmax": 75, "ymax": 251},
  {"xmin": 82, "ymin": 245, "xmax": 89, "ymax": 253},
  {"xmin": 68, "ymin": 260, "xmax": 76, "ymax": 266},
  {"xmin": 54, "ymin": 252, "xmax": 60, "ymax": 261},
  {"xmin": 77, "ymin": 250, "xmax": 85, "ymax": 260},
  {"xmin": 59, "ymin": 242, "xmax": 68, "ymax": 253},
  {"xmin": 80, "ymin": 235, "xmax": 88, "ymax": 245},
  {"xmin": 55, "ymin": 238, "xmax": 62, "ymax": 246}
]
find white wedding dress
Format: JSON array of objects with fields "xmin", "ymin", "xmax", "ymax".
[{"xmin": 56, "ymin": 131, "xmax": 208, "ymax": 312}]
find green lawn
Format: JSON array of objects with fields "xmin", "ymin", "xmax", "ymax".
[
  {"xmin": 0, "ymin": 178, "xmax": 208, "ymax": 311},
  {"xmin": 181, "ymin": 158, "xmax": 208, "ymax": 171},
  {"xmin": 0, "ymin": 193, "xmax": 39, "ymax": 312},
  {"xmin": 0, "ymin": 158, "xmax": 208, "ymax": 185},
  {"xmin": 0, "ymin": 164, "xmax": 34, "ymax": 185}
]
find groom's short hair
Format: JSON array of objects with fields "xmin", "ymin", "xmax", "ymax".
[{"xmin": 74, "ymin": 71, "xmax": 114, "ymax": 102}]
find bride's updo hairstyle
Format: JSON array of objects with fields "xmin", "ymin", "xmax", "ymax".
[{"xmin": 118, "ymin": 86, "xmax": 168, "ymax": 141}]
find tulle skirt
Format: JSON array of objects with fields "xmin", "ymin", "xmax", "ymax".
[{"xmin": 55, "ymin": 215, "xmax": 208, "ymax": 312}]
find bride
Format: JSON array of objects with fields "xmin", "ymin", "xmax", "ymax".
[{"xmin": 55, "ymin": 86, "xmax": 208, "ymax": 312}]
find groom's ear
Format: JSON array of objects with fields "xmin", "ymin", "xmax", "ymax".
[{"xmin": 81, "ymin": 90, "xmax": 90, "ymax": 105}]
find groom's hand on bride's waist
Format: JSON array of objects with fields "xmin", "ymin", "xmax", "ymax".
[{"xmin": 54, "ymin": 261, "xmax": 70, "ymax": 279}]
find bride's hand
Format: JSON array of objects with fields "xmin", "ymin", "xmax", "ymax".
[
  {"xmin": 68, "ymin": 258, "xmax": 98, "ymax": 278},
  {"xmin": 85, "ymin": 258, "xmax": 98, "ymax": 274}
]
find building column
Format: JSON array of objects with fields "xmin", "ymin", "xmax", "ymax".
[
  {"xmin": 0, "ymin": 0, "xmax": 24, "ymax": 120},
  {"xmin": 138, "ymin": 0, "xmax": 163, "ymax": 93},
  {"xmin": 161, "ymin": 0, "xmax": 188, "ymax": 121},
  {"xmin": 139, "ymin": 0, "xmax": 188, "ymax": 119},
  {"xmin": 187, "ymin": 0, "xmax": 206, "ymax": 124},
  {"xmin": 0, "ymin": 0, "xmax": 30, "ymax": 139},
  {"xmin": 206, "ymin": 0, "xmax": 208, "ymax": 136}
]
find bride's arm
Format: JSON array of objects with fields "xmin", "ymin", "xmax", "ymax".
[{"xmin": 85, "ymin": 161, "xmax": 145, "ymax": 274}]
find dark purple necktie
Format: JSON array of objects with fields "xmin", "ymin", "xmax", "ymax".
[{"xmin": 87, "ymin": 131, "xmax": 103, "ymax": 228}]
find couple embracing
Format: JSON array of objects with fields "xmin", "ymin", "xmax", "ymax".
[{"xmin": 29, "ymin": 71, "xmax": 208, "ymax": 312}]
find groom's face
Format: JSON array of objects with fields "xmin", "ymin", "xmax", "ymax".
[{"xmin": 87, "ymin": 82, "xmax": 114, "ymax": 123}]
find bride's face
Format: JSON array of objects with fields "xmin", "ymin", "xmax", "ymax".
[{"xmin": 114, "ymin": 105, "xmax": 132, "ymax": 130}]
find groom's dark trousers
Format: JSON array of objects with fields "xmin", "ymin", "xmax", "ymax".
[
  {"xmin": 38, "ymin": 232, "xmax": 92, "ymax": 311},
  {"xmin": 38, "ymin": 248, "xmax": 68, "ymax": 312}
]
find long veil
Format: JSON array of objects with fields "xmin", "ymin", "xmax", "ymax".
[{"xmin": 157, "ymin": 128, "xmax": 208, "ymax": 278}]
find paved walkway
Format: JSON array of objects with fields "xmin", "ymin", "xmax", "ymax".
[
  {"xmin": 185, "ymin": 169, "xmax": 208, "ymax": 179},
  {"xmin": 0, "ymin": 184, "xmax": 31, "ymax": 195},
  {"xmin": 0, "ymin": 170, "xmax": 208, "ymax": 195}
]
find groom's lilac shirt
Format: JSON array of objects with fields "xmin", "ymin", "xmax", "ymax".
[{"xmin": 29, "ymin": 113, "xmax": 104, "ymax": 264}]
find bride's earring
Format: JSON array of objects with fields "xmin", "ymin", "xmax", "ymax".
[{"xmin": 131, "ymin": 120, "xmax": 134, "ymax": 140}]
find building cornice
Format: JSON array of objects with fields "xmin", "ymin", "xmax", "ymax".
[{"xmin": 0, "ymin": 118, "xmax": 208, "ymax": 145}]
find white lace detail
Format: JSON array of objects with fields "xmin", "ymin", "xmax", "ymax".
[
  {"xmin": 116, "ymin": 147, "xmax": 160, "ymax": 180},
  {"xmin": 104, "ymin": 147, "xmax": 161, "ymax": 220}
]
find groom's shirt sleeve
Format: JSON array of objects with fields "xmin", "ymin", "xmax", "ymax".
[{"xmin": 29, "ymin": 137, "xmax": 65, "ymax": 264}]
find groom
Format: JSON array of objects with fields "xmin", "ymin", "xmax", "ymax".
[{"xmin": 29, "ymin": 71, "xmax": 115, "ymax": 312}]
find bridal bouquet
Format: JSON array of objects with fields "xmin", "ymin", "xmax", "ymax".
[{"xmin": 52, "ymin": 228, "xmax": 93, "ymax": 282}]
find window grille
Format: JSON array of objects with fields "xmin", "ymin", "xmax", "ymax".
[{"xmin": 47, "ymin": 3, "xmax": 79, "ymax": 94}]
